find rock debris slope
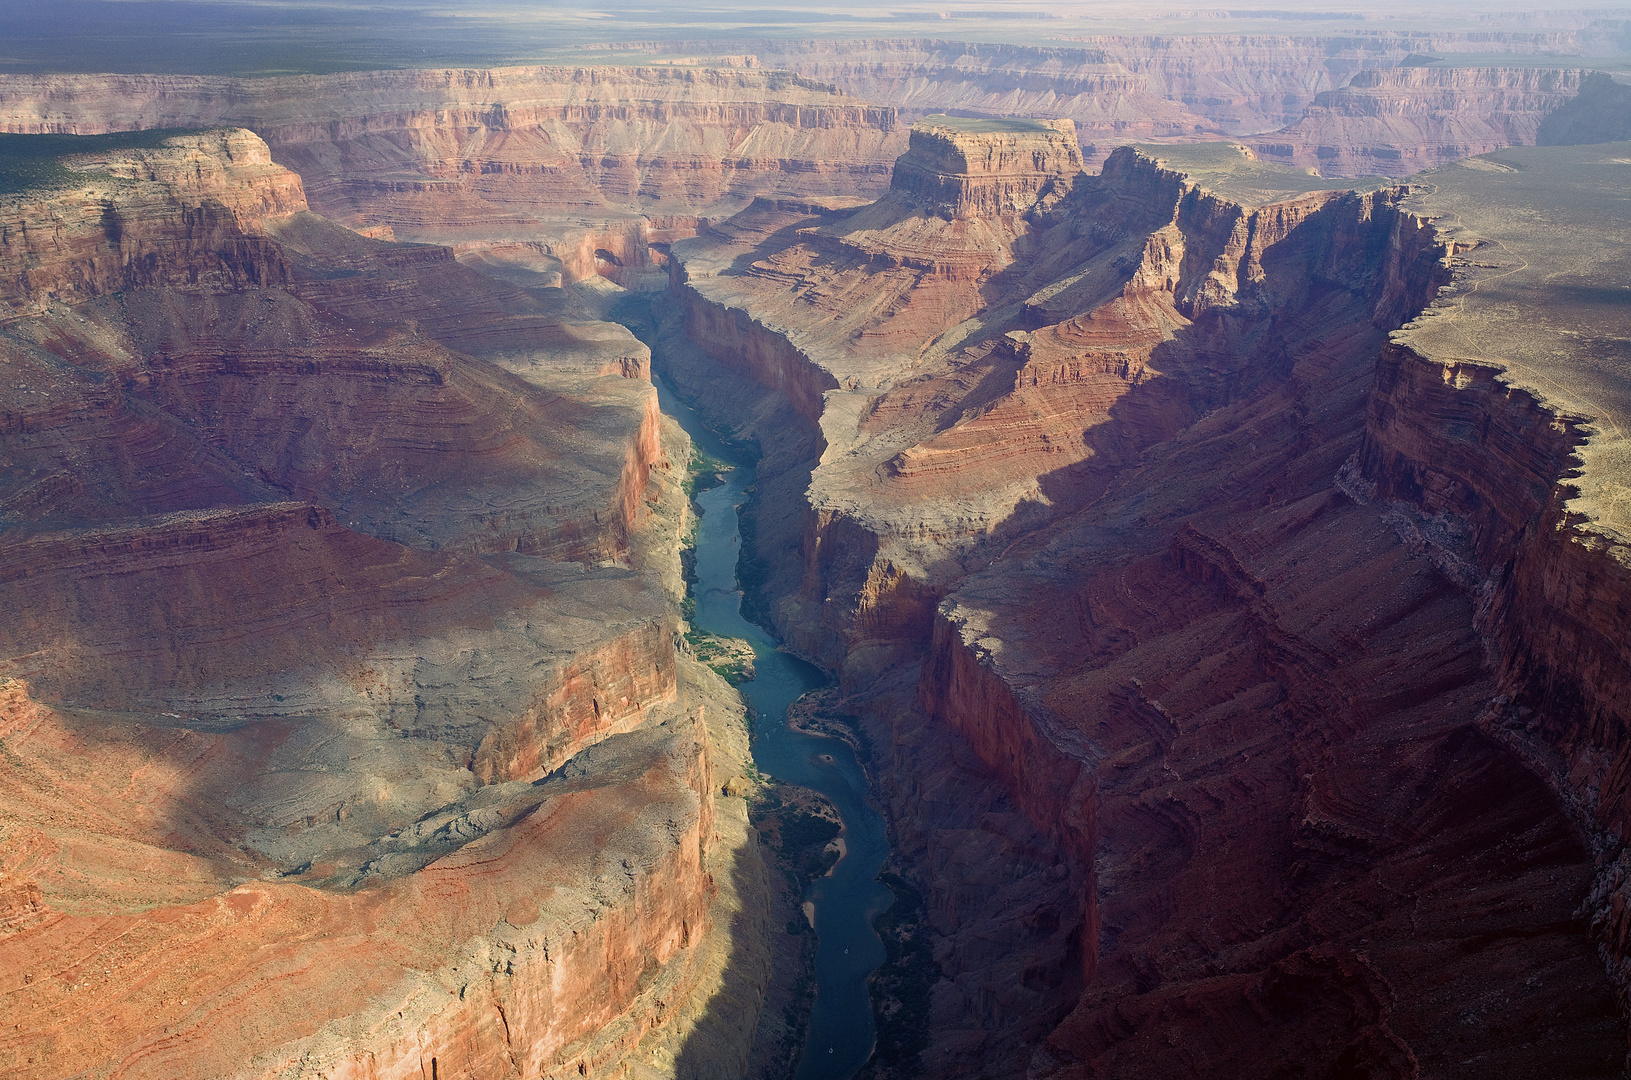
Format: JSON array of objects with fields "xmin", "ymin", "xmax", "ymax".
[
  {"xmin": 0, "ymin": 129, "xmax": 768, "ymax": 1079},
  {"xmin": 663, "ymin": 119, "xmax": 1631, "ymax": 1076}
]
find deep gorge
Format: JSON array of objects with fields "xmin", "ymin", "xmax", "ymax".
[{"xmin": 3, "ymin": 45, "xmax": 1631, "ymax": 1080}]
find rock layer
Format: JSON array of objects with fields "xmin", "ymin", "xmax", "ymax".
[
  {"xmin": 0, "ymin": 67, "xmax": 905, "ymax": 281},
  {"xmin": 892, "ymin": 117, "xmax": 1081, "ymax": 218},
  {"xmin": 5, "ymin": 58, "xmax": 1631, "ymax": 1080},
  {"xmin": 0, "ymin": 129, "xmax": 768, "ymax": 1079},
  {"xmin": 1363, "ymin": 141, "xmax": 1631, "ymax": 1000},
  {"xmin": 0, "ymin": 128, "xmax": 304, "ymax": 317},
  {"xmin": 662, "ymin": 123, "xmax": 1631, "ymax": 1076},
  {"xmin": 1249, "ymin": 66, "xmax": 1591, "ymax": 177},
  {"xmin": 709, "ymin": 37, "xmax": 1628, "ymax": 166}
]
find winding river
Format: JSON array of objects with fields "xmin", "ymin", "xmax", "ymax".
[{"xmin": 654, "ymin": 373, "xmax": 894, "ymax": 1080}]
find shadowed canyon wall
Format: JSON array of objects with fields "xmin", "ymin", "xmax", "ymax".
[{"xmin": 664, "ymin": 123, "xmax": 1631, "ymax": 1077}]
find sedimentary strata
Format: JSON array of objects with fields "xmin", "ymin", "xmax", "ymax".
[
  {"xmin": 0, "ymin": 130, "xmax": 766, "ymax": 1079},
  {"xmin": 663, "ymin": 119, "xmax": 1631, "ymax": 1075},
  {"xmin": 4, "ymin": 53, "xmax": 1631, "ymax": 1078},
  {"xmin": 672, "ymin": 37, "xmax": 1629, "ymax": 166},
  {"xmin": 0, "ymin": 67, "xmax": 905, "ymax": 287},
  {"xmin": 1249, "ymin": 66, "xmax": 1593, "ymax": 177}
]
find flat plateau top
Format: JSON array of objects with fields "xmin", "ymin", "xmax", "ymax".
[
  {"xmin": 916, "ymin": 114, "xmax": 1059, "ymax": 135},
  {"xmin": 1131, "ymin": 141, "xmax": 1395, "ymax": 205},
  {"xmin": 1397, "ymin": 141, "xmax": 1631, "ymax": 539},
  {"xmin": 0, "ymin": 128, "xmax": 202, "ymax": 195}
]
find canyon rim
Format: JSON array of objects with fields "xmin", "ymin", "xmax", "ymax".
[{"xmin": 3, "ymin": 2, "xmax": 1631, "ymax": 1078}]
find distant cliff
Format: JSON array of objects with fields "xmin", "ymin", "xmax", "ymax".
[
  {"xmin": 1249, "ymin": 66, "xmax": 1589, "ymax": 176},
  {"xmin": 0, "ymin": 67, "xmax": 904, "ymax": 257}
]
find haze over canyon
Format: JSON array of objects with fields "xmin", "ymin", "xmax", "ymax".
[{"xmin": 2, "ymin": 3, "xmax": 1631, "ymax": 1078}]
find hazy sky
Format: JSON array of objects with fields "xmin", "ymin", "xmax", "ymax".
[{"xmin": 1, "ymin": 0, "xmax": 1626, "ymax": 75}]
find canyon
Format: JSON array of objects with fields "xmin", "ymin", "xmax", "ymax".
[
  {"xmin": 2, "ymin": 31, "xmax": 1631, "ymax": 1080},
  {"xmin": 658, "ymin": 113, "xmax": 1631, "ymax": 1076},
  {"xmin": 0, "ymin": 127, "xmax": 775, "ymax": 1080}
]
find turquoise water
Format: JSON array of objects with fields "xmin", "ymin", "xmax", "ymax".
[{"xmin": 654, "ymin": 374, "xmax": 894, "ymax": 1080}]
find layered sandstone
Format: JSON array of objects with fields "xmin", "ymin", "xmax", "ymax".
[
  {"xmin": 892, "ymin": 118, "xmax": 1081, "ymax": 218},
  {"xmin": 0, "ymin": 129, "xmax": 305, "ymax": 317},
  {"xmin": 661, "ymin": 124, "xmax": 1631, "ymax": 1075},
  {"xmin": 0, "ymin": 67, "xmax": 905, "ymax": 283},
  {"xmin": 695, "ymin": 36, "xmax": 1624, "ymax": 166},
  {"xmin": 1249, "ymin": 66, "xmax": 1591, "ymax": 177},
  {"xmin": 670, "ymin": 134, "xmax": 1436, "ymax": 667},
  {"xmin": 1359, "ymin": 140, "xmax": 1631, "ymax": 996},
  {"xmin": 5, "ymin": 52, "xmax": 1631, "ymax": 1079},
  {"xmin": 0, "ymin": 130, "xmax": 770, "ymax": 1078}
]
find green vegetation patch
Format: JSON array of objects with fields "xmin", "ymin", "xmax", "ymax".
[
  {"xmin": 683, "ymin": 446, "xmax": 733, "ymax": 500},
  {"xmin": 0, "ymin": 129, "xmax": 203, "ymax": 196},
  {"xmin": 859, "ymin": 871, "xmax": 941, "ymax": 1080},
  {"xmin": 1130, "ymin": 140, "xmax": 1395, "ymax": 205},
  {"xmin": 754, "ymin": 789, "xmax": 845, "ymax": 881},
  {"xmin": 684, "ymin": 628, "xmax": 756, "ymax": 685}
]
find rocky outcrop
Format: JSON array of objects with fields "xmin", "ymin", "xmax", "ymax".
[
  {"xmin": 671, "ymin": 138, "xmax": 1445, "ymax": 665},
  {"xmin": 687, "ymin": 36, "xmax": 1625, "ymax": 164},
  {"xmin": 1357, "ymin": 140, "xmax": 1631, "ymax": 1003},
  {"xmin": 891, "ymin": 118, "xmax": 1080, "ymax": 219},
  {"xmin": 6, "ymin": 53, "xmax": 1631, "ymax": 1080},
  {"xmin": 0, "ymin": 129, "xmax": 305, "ymax": 317},
  {"xmin": 0, "ymin": 669, "xmax": 760, "ymax": 1080}
]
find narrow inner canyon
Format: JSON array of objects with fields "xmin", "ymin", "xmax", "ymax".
[
  {"xmin": 654, "ymin": 371, "xmax": 891, "ymax": 1079},
  {"xmin": 3, "ymin": 28, "xmax": 1631, "ymax": 1080}
]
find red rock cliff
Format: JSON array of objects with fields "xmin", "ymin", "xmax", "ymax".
[
  {"xmin": 0, "ymin": 67, "xmax": 903, "ymax": 244},
  {"xmin": 1250, "ymin": 66, "xmax": 1589, "ymax": 177},
  {"xmin": 0, "ymin": 126, "xmax": 769, "ymax": 1079},
  {"xmin": 0, "ymin": 128, "xmax": 305, "ymax": 317}
]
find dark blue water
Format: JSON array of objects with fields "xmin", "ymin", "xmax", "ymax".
[{"xmin": 654, "ymin": 374, "xmax": 893, "ymax": 1080}]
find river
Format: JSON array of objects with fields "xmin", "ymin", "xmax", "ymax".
[{"xmin": 654, "ymin": 373, "xmax": 895, "ymax": 1080}]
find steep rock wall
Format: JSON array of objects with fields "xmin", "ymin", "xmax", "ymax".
[
  {"xmin": 899, "ymin": 181, "xmax": 1447, "ymax": 1046},
  {"xmin": 0, "ymin": 129, "xmax": 305, "ymax": 317},
  {"xmin": 718, "ymin": 35, "xmax": 1618, "ymax": 162},
  {"xmin": 672, "ymin": 278, "xmax": 839, "ymax": 425},
  {"xmin": 0, "ymin": 683, "xmax": 735, "ymax": 1080},
  {"xmin": 0, "ymin": 67, "xmax": 904, "ymax": 239},
  {"xmin": 892, "ymin": 118, "xmax": 1081, "ymax": 219},
  {"xmin": 1250, "ymin": 67, "xmax": 1588, "ymax": 177},
  {"xmin": 663, "ymin": 124, "xmax": 1625, "ymax": 1075},
  {"xmin": 0, "ymin": 128, "xmax": 773, "ymax": 1080},
  {"xmin": 1362, "ymin": 342, "xmax": 1631, "ymax": 991}
]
